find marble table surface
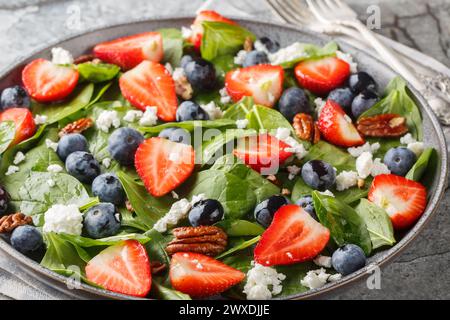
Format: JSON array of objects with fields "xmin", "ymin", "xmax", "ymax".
[{"xmin": 0, "ymin": 0, "xmax": 449, "ymax": 300}]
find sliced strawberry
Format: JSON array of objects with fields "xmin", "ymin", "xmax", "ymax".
[
  {"xmin": 233, "ymin": 133, "xmax": 293, "ymax": 174},
  {"xmin": 0, "ymin": 108, "xmax": 36, "ymax": 145},
  {"xmin": 135, "ymin": 137, "xmax": 195, "ymax": 197},
  {"xmin": 225, "ymin": 65, "xmax": 284, "ymax": 107},
  {"xmin": 294, "ymin": 56, "xmax": 350, "ymax": 95},
  {"xmin": 85, "ymin": 240, "xmax": 151, "ymax": 297},
  {"xmin": 254, "ymin": 204, "xmax": 330, "ymax": 266},
  {"xmin": 317, "ymin": 99, "xmax": 364, "ymax": 147},
  {"xmin": 189, "ymin": 10, "xmax": 237, "ymax": 49},
  {"xmin": 93, "ymin": 32, "xmax": 163, "ymax": 70},
  {"xmin": 170, "ymin": 252, "xmax": 245, "ymax": 297},
  {"xmin": 22, "ymin": 58, "xmax": 79, "ymax": 103},
  {"xmin": 119, "ymin": 61, "xmax": 177, "ymax": 122},
  {"xmin": 368, "ymin": 174, "xmax": 427, "ymax": 230}
]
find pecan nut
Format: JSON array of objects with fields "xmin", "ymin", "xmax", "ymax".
[
  {"xmin": 293, "ymin": 113, "xmax": 320, "ymax": 144},
  {"xmin": 73, "ymin": 54, "xmax": 96, "ymax": 64},
  {"xmin": 166, "ymin": 226, "xmax": 227, "ymax": 256},
  {"xmin": 357, "ymin": 114, "xmax": 408, "ymax": 137},
  {"xmin": 0, "ymin": 213, "xmax": 32, "ymax": 233},
  {"xmin": 59, "ymin": 118, "xmax": 94, "ymax": 137},
  {"xmin": 243, "ymin": 36, "xmax": 254, "ymax": 52}
]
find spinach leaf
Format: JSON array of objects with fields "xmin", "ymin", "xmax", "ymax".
[
  {"xmin": 56, "ymin": 233, "xmax": 150, "ymax": 248},
  {"xmin": 216, "ymin": 236, "xmax": 261, "ymax": 259},
  {"xmin": 143, "ymin": 228, "xmax": 172, "ymax": 266},
  {"xmin": 151, "ymin": 280, "xmax": 191, "ymax": 300},
  {"xmin": 193, "ymin": 90, "xmax": 223, "ymax": 107},
  {"xmin": 303, "ymin": 141, "xmax": 356, "ymax": 171},
  {"xmin": 211, "ymin": 54, "xmax": 238, "ymax": 82},
  {"xmin": 406, "ymin": 148, "xmax": 437, "ymax": 181},
  {"xmin": 291, "ymin": 177, "xmax": 313, "ymax": 201},
  {"xmin": 359, "ymin": 77, "xmax": 423, "ymax": 140},
  {"xmin": 276, "ymin": 262, "xmax": 317, "ymax": 297},
  {"xmin": 77, "ymin": 63, "xmax": 120, "ymax": 83},
  {"xmin": 312, "ymin": 191, "xmax": 372, "ymax": 255},
  {"xmin": 201, "ymin": 21, "xmax": 256, "ymax": 61},
  {"xmin": 354, "ymin": 199, "xmax": 395, "ymax": 249},
  {"xmin": 215, "ymin": 219, "xmax": 265, "ymax": 237},
  {"xmin": 0, "ymin": 121, "xmax": 15, "ymax": 154},
  {"xmin": 246, "ymin": 105, "xmax": 294, "ymax": 132},
  {"xmin": 275, "ymin": 41, "xmax": 338, "ymax": 69},
  {"xmin": 222, "ymin": 96, "xmax": 253, "ymax": 120},
  {"xmin": 159, "ymin": 28, "xmax": 183, "ymax": 67},
  {"xmin": 139, "ymin": 118, "xmax": 236, "ymax": 135}
]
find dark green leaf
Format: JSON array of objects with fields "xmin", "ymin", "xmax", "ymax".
[
  {"xmin": 139, "ymin": 118, "xmax": 236, "ymax": 134},
  {"xmin": 215, "ymin": 219, "xmax": 265, "ymax": 237},
  {"xmin": 216, "ymin": 236, "xmax": 261, "ymax": 259},
  {"xmin": 303, "ymin": 141, "xmax": 355, "ymax": 171},
  {"xmin": 77, "ymin": 63, "xmax": 120, "ymax": 83},
  {"xmin": 246, "ymin": 105, "xmax": 294, "ymax": 133},
  {"xmin": 211, "ymin": 54, "xmax": 238, "ymax": 82},
  {"xmin": 406, "ymin": 148, "xmax": 437, "ymax": 181},
  {"xmin": 151, "ymin": 280, "xmax": 191, "ymax": 300},
  {"xmin": 0, "ymin": 121, "xmax": 15, "ymax": 154},
  {"xmin": 143, "ymin": 228, "xmax": 172, "ymax": 266},
  {"xmin": 159, "ymin": 28, "xmax": 183, "ymax": 67},
  {"xmin": 222, "ymin": 96, "xmax": 254, "ymax": 120}
]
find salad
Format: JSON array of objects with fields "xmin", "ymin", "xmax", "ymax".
[{"xmin": 0, "ymin": 10, "xmax": 436, "ymax": 300}]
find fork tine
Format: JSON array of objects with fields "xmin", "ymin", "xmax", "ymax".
[
  {"xmin": 315, "ymin": 0, "xmax": 332, "ymax": 14},
  {"xmin": 266, "ymin": 0, "xmax": 297, "ymax": 24},
  {"xmin": 324, "ymin": 0, "xmax": 340, "ymax": 11},
  {"xmin": 268, "ymin": 0, "xmax": 307, "ymax": 25},
  {"xmin": 305, "ymin": 0, "xmax": 328, "ymax": 23}
]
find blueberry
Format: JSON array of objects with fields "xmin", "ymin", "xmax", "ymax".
[
  {"xmin": 158, "ymin": 127, "xmax": 191, "ymax": 145},
  {"xmin": 254, "ymin": 195, "xmax": 289, "ymax": 228},
  {"xmin": 10, "ymin": 225, "xmax": 43, "ymax": 255},
  {"xmin": 83, "ymin": 203, "xmax": 121, "ymax": 239},
  {"xmin": 243, "ymin": 50, "xmax": 269, "ymax": 67},
  {"xmin": 56, "ymin": 133, "xmax": 88, "ymax": 161},
  {"xmin": 295, "ymin": 195, "xmax": 317, "ymax": 220},
  {"xmin": 278, "ymin": 87, "xmax": 312, "ymax": 121},
  {"xmin": 331, "ymin": 244, "xmax": 366, "ymax": 276},
  {"xmin": 0, "ymin": 85, "xmax": 30, "ymax": 110},
  {"xmin": 108, "ymin": 127, "xmax": 144, "ymax": 166},
  {"xmin": 258, "ymin": 37, "xmax": 280, "ymax": 53},
  {"xmin": 184, "ymin": 58, "xmax": 216, "ymax": 91},
  {"xmin": 384, "ymin": 147, "xmax": 417, "ymax": 176},
  {"xmin": 301, "ymin": 160, "xmax": 336, "ymax": 191},
  {"xmin": 188, "ymin": 199, "xmax": 224, "ymax": 227},
  {"xmin": 65, "ymin": 151, "xmax": 100, "ymax": 184},
  {"xmin": 327, "ymin": 87, "xmax": 355, "ymax": 112},
  {"xmin": 92, "ymin": 173, "xmax": 126, "ymax": 206},
  {"xmin": 351, "ymin": 90, "xmax": 379, "ymax": 118},
  {"xmin": 180, "ymin": 55, "xmax": 194, "ymax": 69},
  {"xmin": 176, "ymin": 101, "xmax": 209, "ymax": 122},
  {"xmin": 0, "ymin": 186, "xmax": 9, "ymax": 216},
  {"xmin": 348, "ymin": 72, "xmax": 377, "ymax": 93}
]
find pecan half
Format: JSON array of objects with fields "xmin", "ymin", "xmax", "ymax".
[
  {"xmin": 357, "ymin": 114, "xmax": 408, "ymax": 137},
  {"xmin": 73, "ymin": 54, "xmax": 96, "ymax": 64},
  {"xmin": 166, "ymin": 226, "xmax": 227, "ymax": 256},
  {"xmin": 244, "ymin": 36, "xmax": 254, "ymax": 52},
  {"xmin": 0, "ymin": 213, "xmax": 32, "ymax": 233},
  {"xmin": 293, "ymin": 113, "xmax": 320, "ymax": 144},
  {"xmin": 59, "ymin": 118, "xmax": 94, "ymax": 137}
]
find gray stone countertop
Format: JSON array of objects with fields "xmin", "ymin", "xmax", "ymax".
[{"xmin": 0, "ymin": 0, "xmax": 449, "ymax": 300}]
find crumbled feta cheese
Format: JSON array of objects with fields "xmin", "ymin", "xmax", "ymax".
[
  {"xmin": 314, "ymin": 97, "xmax": 326, "ymax": 117},
  {"xmin": 47, "ymin": 164, "xmax": 63, "ymax": 173},
  {"xmin": 45, "ymin": 139, "xmax": 58, "ymax": 152},
  {"xmin": 300, "ymin": 268, "xmax": 332, "ymax": 289},
  {"xmin": 254, "ymin": 40, "xmax": 270, "ymax": 54},
  {"xmin": 236, "ymin": 119, "xmax": 249, "ymax": 129},
  {"xmin": 347, "ymin": 142, "xmax": 380, "ymax": 157},
  {"xmin": 275, "ymin": 127, "xmax": 309, "ymax": 160},
  {"xmin": 34, "ymin": 114, "xmax": 48, "ymax": 125},
  {"xmin": 5, "ymin": 165, "xmax": 19, "ymax": 176},
  {"xmin": 171, "ymin": 191, "xmax": 179, "ymax": 200},
  {"xmin": 318, "ymin": 190, "xmax": 335, "ymax": 197},
  {"xmin": 96, "ymin": 110, "xmax": 121, "ymax": 133},
  {"xmin": 47, "ymin": 179, "xmax": 55, "ymax": 187},
  {"xmin": 268, "ymin": 42, "xmax": 308, "ymax": 65},
  {"xmin": 328, "ymin": 273, "xmax": 342, "ymax": 282},
  {"xmin": 13, "ymin": 151, "xmax": 26, "ymax": 165},
  {"xmin": 356, "ymin": 152, "xmax": 373, "ymax": 179},
  {"xmin": 139, "ymin": 106, "xmax": 158, "ymax": 127},
  {"xmin": 336, "ymin": 50, "xmax": 357, "ymax": 73},
  {"xmin": 370, "ymin": 158, "xmax": 391, "ymax": 176},
  {"xmin": 219, "ymin": 87, "xmax": 232, "ymax": 104},
  {"xmin": 313, "ymin": 255, "xmax": 332, "ymax": 268},
  {"xmin": 51, "ymin": 47, "xmax": 74, "ymax": 65},
  {"xmin": 153, "ymin": 199, "xmax": 192, "ymax": 233},
  {"xmin": 336, "ymin": 170, "xmax": 358, "ymax": 191},
  {"xmin": 234, "ymin": 50, "xmax": 248, "ymax": 65},
  {"xmin": 201, "ymin": 101, "xmax": 223, "ymax": 120},
  {"xmin": 400, "ymin": 133, "xmax": 416, "ymax": 145},
  {"xmin": 275, "ymin": 127, "xmax": 291, "ymax": 140},
  {"xmin": 102, "ymin": 158, "xmax": 111, "ymax": 168},
  {"xmin": 243, "ymin": 262, "xmax": 286, "ymax": 300},
  {"xmin": 191, "ymin": 193, "xmax": 206, "ymax": 206},
  {"xmin": 407, "ymin": 141, "xmax": 424, "ymax": 156},
  {"xmin": 164, "ymin": 62, "xmax": 174, "ymax": 75},
  {"xmin": 172, "ymin": 67, "xmax": 186, "ymax": 81},
  {"xmin": 181, "ymin": 26, "xmax": 193, "ymax": 39},
  {"xmin": 43, "ymin": 204, "xmax": 83, "ymax": 235},
  {"xmin": 287, "ymin": 165, "xmax": 301, "ymax": 180},
  {"xmin": 123, "ymin": 110, "xmax": 143, "ymax": 123}
]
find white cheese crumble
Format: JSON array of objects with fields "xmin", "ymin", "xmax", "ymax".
[
  {"xmin": 301, "ymin": 268, "xmax": 342, "ymax": 289},
  {"xmin": 347, "ymin": 142, "xmax": 380, "ymax": 157},
  {"xmin": 13, "ymin": 151, "xmax": 26, "ymax": 165},
  {"xmin": 336, "ymin": 50, "xmax": 358, "ymax": 73},
  {"xmin": 123, "ymin": 110, "xmax": 143, "ymax": 123},
  {"xmin": 43, "ymin": 204, "xmax": 83, "ymax": 235},
  {"xmin": 45, "ymin": 139, "xmax": 58, "ymax": 152},
  {"xmin": 164, "ymin": 62, "xmax": 174, "ymax": 75},
  {"xmin": 274, "ymin": 128, "xmax": 308, "ymax": 160},
  {"xmin": 287, "ymin": 165, "xmax": 301, "ymax": 180},
  {"xmin": 370, "ymin": 158, "xmax": 391, "ymax": 176},
  {"xmin": 400, "ymin": 133, "xmax": 415, "ymax": 145},
  {"xmin": 34, "ymin": 114, "xmax": 48, "ymax": 125},
  {"xmin": 234, "ymin": 50, "xmax": 248, "ymax": 65},
  {"xmin": 243, "ymin": 262, "xmax": 286, "ymax": 300},
  {"xmin": 313, "ymin": 255, "xmax": 332, "ymax": 268},
  {"xmin": 400, "ymin": 133, "xmax": 424, "ymax": 156},
  {"xmin": 328, "ymin": 273, "xmax": 343, "ymax": 282},
  {"xmin": 96, "ymin": 110, "xmax": 121, "ymax": 133},
  {"xmin": 181, "ymin": 26, "xmax": 193, "ymax": 39},
  {"xmin": 268, "ymin": 42, "xmax": 308, "ymax": 65},
  {"xmin": 314, "ymin": 97, "xmax": 326, "ymax": 117},
  {"xmin": 139, "ymin": 106, "xmax": 158, "ymax": 127},
  {"xmin": 356, "ymin": 152, "xmax": 390, "ymax": 178},
  {"xmin": 171, "ymin": 191, "xmax": 179, "ymax": 200},
  {"xmin": 201, "ymin": 101, "xmax": 223, "ymax": 120},
  {"xmin": 236, "ymin": 119, "xmax": 249, "ymax": 129},
  {"xmin": 47, "ymin": 179, "xmax": 55, "ymax": 187},
  {"xmin": 191, "ymin": 193, "xmax": 206, "ymax": 206},
  {"xmin": 318, "ymin": 190, "xmax": 335, "ymax": 197},
  {"xmin": 47, "ymin": 164, "xmax": 63, "ymax": 173},
  {"xmin": 102, "ymin": 158, "xmax": 111, "ymax": 169},
  {"xmin": 336, "ymin": 170, "xmax": 358, "ymax": 191},
  {"xmin": 51, "ymin": 47, "xmax": 74, "ymax": 65},
  {"xmin": 274, "ymin": 127, "xmax": 291, "ymax": 141},
  {"xmin": 5, "ymin": 165, "xmax": 19, "ymax": 176},
  {"xmin": 219, "ymin": 87, "xmax": 232, "ymax": 104},
  {"xmin": 153, "ymin": 199, "xmax": 192, "ymax": 233},
  {"xmin": 254, "ymin": 40, "xmax": 270, "ymax": 54},
  {"xmin": 172, "ymin": 67, "xmax": 186, "ymax": 81}
]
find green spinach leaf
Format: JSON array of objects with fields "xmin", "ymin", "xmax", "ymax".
[
  {"xmin": 139, "ymin": 118, "xmax": 236, "ymax": 135},
  {"xmin": 303, "ymin": 141, "xmax": 355, "ymax": 171},
  {"xmin": 159, "ymin": 28, "xmax": 183, "ymax": 67},
  {"xmin": 246, "ymin": 105, "xmax": 294, "ymax": 133},
  {"xmin": 0, "ymin": 121, "xmax": 15, "ymax": 154},
  {"xmin": 406, "ymin": 148, "xmax": 437, "ymax": 182},
  {"xmin": 216, "ymin": 236, "xmax": 261, "ymax": 259},
  {"xmin": 222, "ymin": 96, "xmax": 253, "ymax": 120},
  {"xmin": 77, "ymin": 62, "xmax": 120, "ymax": 83},
  {"xmin": 215, "ymin": 219, "xmax": 265, "ymax": 237}
]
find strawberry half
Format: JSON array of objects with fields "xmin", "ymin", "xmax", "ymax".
[
  {"xmin": 233, "ymin": 133, "xmax": 293, "ymax": 174},
  {"xmin": 294, "ymin": 56, "xmax": 350, "ymax": 95},
  {"xmin": 135, "ymin": 137, "xmax": 195, "ymax": 197},
  {"xmin": 22, "ymin": 58, "xmax": 79, "ymax": 103},
  {"xmin": 119, "ymin": 61, "xmax": 178, "ymax": 122},
  {"xmin": 317, "ymin": 99, "xmax": 365, "ymax": 147},
  {"xmin": 254, "ymin": 204, "xmax": 330, "ymax": 266},
  {"xmin": 368, "ymin": 174, "xmax": 427, "ymax": 230},
  {"xmin": 85, "ymin": 240, "xmax": 151, "ymax": 297},
  {"xmin": 170, "ymin": 252, "xmax": 245, "ymax": 297},
  {"xmin": 93, "ymin": 32, "xmax": 163, "ymax": 70},
  {"xmin": 0, "ymin": 108, "xmax": 36, "ymax": 145},
  {"xmin": 225, "ymin": 65, "xmax": 284, "ymax": 107},
  {"xmin": 189, "ymin": 10, "xmax": 237, "ymax": 49}
]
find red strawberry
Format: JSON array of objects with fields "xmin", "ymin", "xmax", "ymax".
[
  {"xmin": 0, "ymin": 108, "xmax": 36, "ymax": 145},
  {"xmin": 135, "ymin": 137, "xmax": 195, "ymax": 197},
  {"xmin": 93, "ymin": 32, "xmax": 163, "ymax": 70},
  {"xmin": 294, "ymin": 56, "xmax": 350, "ymax": 95},
  {"xmin": 317, "ymin": 99, "xmax": 364, "ymax": 147},
  {"xmin": 170, "ymin": 252, "xmax": 245, "ymax": 297},
  {"xmin": 254, "ymin": 204, "xmax": 330, "ymax": 266},
  {"xmin": 368, "ymin": 174, "xmax": 427, "ymax": 230},
  {"xmin": 22, "ymin": 58, "xmax": 79, "ymax": 103},
  {"xmin": 189, "ymin": 10, "xmax": 237, "ymax": 49},
  {"xmin": 85, "ymin": 240, "xmax": 151, "ymax": 297},
  {"xmin": 233, "ymin": 133, "xmax": 293, "ymax": 174},
  {"xmin": 119, "ymin": 61, "xmax": 178, "ymax": 122},
  {"xmin": 225, "ymin": 65, "xmax": 284, "ymax": 107}
]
